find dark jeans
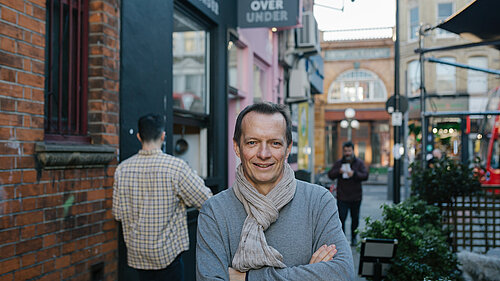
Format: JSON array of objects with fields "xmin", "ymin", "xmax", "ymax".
[
  {"xmin": 338, "ymin": 200, "xmax": 361, "ymax": 239},
  {"xmin": 136, "ymin": 254, "xmax": 184, "ymax": 281}
]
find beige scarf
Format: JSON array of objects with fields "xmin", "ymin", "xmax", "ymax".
[{"xmin": 231, "ymin": 163, "xmax": 297, "ymax": 271}]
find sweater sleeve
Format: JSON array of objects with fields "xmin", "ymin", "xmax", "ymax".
[
  {"xmin": 352, "ymin": 160, "xmax": 369, "ymax": 181},
  {"xmin": 328, "ymin": 160, "xmax": 342, "ymax": 180},
  {"xmin": 247, "ymin": 192, "xmax": 355, "ymax": 281},
  {"xmin": 196, "ymin": 201, "xmax": 231, "ymax": 281}
]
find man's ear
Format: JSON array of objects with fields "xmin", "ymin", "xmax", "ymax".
[
  {"xmin": 136, "ymin": 133, "xmax": 142, "ymax": 143},
  {"xmin": 285, "ymin": 143, "xmax": 292, "ymax": 159},
  {"xmin": 160, "ymin": 131, "xmax": 166, "ymax": 142},
  {"xmin": 233, "ymin": 139, "xmax": 241, "ymax": 158}
]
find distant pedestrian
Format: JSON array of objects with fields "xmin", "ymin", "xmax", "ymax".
[
  {"xmin": 113, "ymin": 113, "xmax": 212, "ymax": 281},
  {"xmin": 196, "ymin": 102, "xmax": 354, "ymax": 281},
  {"xmin": 328, "ymin": 141, "xmax": 369, "ymax": 246}
]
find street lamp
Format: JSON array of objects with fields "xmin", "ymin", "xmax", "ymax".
[{"xmin": 340, "ymin": 108, "xmax": 360, "ymax": 141}]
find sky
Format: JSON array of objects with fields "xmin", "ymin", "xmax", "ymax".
[{"xmin": 313, "ymin": 0, "xmax": 396, "ymax": 31}]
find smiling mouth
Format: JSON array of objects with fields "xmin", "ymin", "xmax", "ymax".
[{"xmin": 254, "ymin": 163, "xmax": 274, "ymax": 168}]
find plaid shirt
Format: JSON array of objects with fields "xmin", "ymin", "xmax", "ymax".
[{"xmin": 112, "ymin": 149, "xmax": 212, "ymax": 269}]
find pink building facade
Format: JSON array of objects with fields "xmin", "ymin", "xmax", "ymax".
[{"xmin": 227, "ymin": 27, "xmax": 285, "ymax": 186}]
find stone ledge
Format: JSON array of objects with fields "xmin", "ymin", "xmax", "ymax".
[{"xmin": 35, "ymin": 143, "xmax": 116, "ymax": 170}]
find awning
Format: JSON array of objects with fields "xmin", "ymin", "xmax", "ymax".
[{"xmin": 437, "ymin": 0, "xmax": 500, "ymax": 49}]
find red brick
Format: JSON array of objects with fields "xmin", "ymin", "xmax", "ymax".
[
  {"xmin": 20, "ymin": 224, "xmax": 36, "ymax": 239},
  {"xmin": 1, "ymin": 198, "xmax": 20, "ymax": 214},
  {"xmin": 0, "ymin": 67, "xmax": 16, "ymax": 82},
  {"xmin": 39, "ymin": 272, "xmax": 60, "ymax": 281},
  {"xmin": 37, "ymin": 246, "xmax": 60, "ymax": 262},
  {"xmin": 24, "ymin": 2, "xmax": 33, "ymax": 16},
  {"xmin": 0, "ymin": 215, "xmax": 13, "ymax": 229},
  {"xmin": 0, "ymin": 82, "xmax": 23, "ymax": 97},
  {"xmin": 32, "ymin": 5, "xmax": 45, "ymax": 21},
  {"xmin": 15, "ymin": 210, "xmax": 43, "ymax": 226},
  {"xmin": 17, "ymin": 156, "xmax": 36, "ymax": 169},
  {"xmin": 0, "ymin": 22, "xmax": 23, "ymax": 40},
  {"xmin": 0, "ymin": 36, "xmax": 16, "ymax": 53},
  {"xmin": 62, "ymin": 265, "xmax": 75, "ymax": 279},
  {"xmin": 21, "ymin": 197, "xmax": 37, "ymax": 211},
  {"xmin": 15, "ymin": 127, "xmax": 43, "ymax": 141},
  {"xmin": 39, "ymin": 194, "xmax": 62, "ymax": 208},
  {"xmin": 17, "ymin": 41, "xmax": 44, "ymax": 60},
  {"xmin": 38, "ymin": 221, "xmax": 60, "ymax": 236},
  {"xmin": 0, "ymin": 155, "xmax": 16, "ymax": 169},
  {"xmin": 0, "ymin": 51, "xmax": 22, "ymax": 68},
  {"xmin": 16, "ymin": 183, "xmax": 42, "ymax": 197},
  {"xmin": 0, "ymin": 141, "xmax": 20, "ymax": 155},
  {"xmin": 0, "ymin": 273, "xmax": 14, "ymax": 281},
  {"xmin": 42, "ymin": 259, "xmax": 55, "ymax": 273},
  {"xmin": 18, "ymin": 14, "xmax": 44, "ymax": 33},
  {"xmin": 0, "ymin": 113, "xmax": 21, "ymax": 127},
  {"xmin": 31, "ymin": 32, "xmax": 44, "ymax": 47},
  {"xmin": 17, "ymin": 99, "xmax": 43, "ymax": 115},
  {"xmin": 0, "ymin": 96, "xmax": 16, "ymax": 111},
  {"xmin": 21, "ymin": 252, "xmax": 36, "ymax": 267},
  {"xmin": 0, "ymin": 0, "xmax": 24, "ymax": 12},
  {"xmin": 0, "ymin": 258, "xmax": 19, "ymax": 275},
  {"xmin": 22, "ymin": 57, "xmax": 29, "ymax": 71},
  {"xmin": 62, "ymin": 240, "xmax": 76, "ymax": 254},
  {"xmin": 0, "ymin": 228, "xmax": 19, "ymax": 244},
  {"xmin": 15, "ymin": 264, "xmax": 42, "ymax": 280},
  {"xmin": 0, "ymin": 244, "xmax": 15, "ymax": 260},
  {"xmin": 0, "ymin": 170, "xmax": 21, "ymax": 185},
  {"xmin": 16, "ymin": 237, "xmax": 42, "ymax": 255},
  {"xmin": 31, "ymin": 88, "xmax": 44, "ymax": 101},
  {"xmin": 32, "ymin": 59, "xmax": 44, "ymax": 74},
  {"xmin": 42, "ymin": 233, "xmax": 57, "ymax": 248},
  {"xmin": 22, "ymin": 170, "xmax": 37, "ymax": 183},
  {"xmin": 87, "ymin": 189, "xmax": 105, "ymax": 201},
  {"xmin": 17, "ymin": 71, "xmax": 44, "ymax": 88}
]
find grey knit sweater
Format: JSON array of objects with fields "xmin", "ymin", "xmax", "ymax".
[{"xmin": 196, "ymin": 180, "xmax": 355, "ymax": 281}]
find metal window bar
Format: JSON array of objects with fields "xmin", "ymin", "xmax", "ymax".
[{"xmin": 45, "ymin": 0, "xmax": 89, "ymax": 141}]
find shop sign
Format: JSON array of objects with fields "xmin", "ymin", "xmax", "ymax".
[{"xmin": 238, "ymin": 0, "xmax": 299, "ymax": 28}]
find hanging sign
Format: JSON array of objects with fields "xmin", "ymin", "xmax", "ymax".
[{"xmin": 238, "ymin": 0, "xmax": 300, "ymax": 28}]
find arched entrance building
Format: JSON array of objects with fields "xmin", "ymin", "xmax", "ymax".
[{"xmin": 315, "ymin": 30, "xmax": 394, "ymax": 174}]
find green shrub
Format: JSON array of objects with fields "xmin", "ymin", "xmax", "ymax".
[
  {"xmin": 358, "ymin": 197, "xmax": 463, "ymax": 281},
  {"xmin": 409, "ymin": 156, "xmax": 481, "ymax": 204}
]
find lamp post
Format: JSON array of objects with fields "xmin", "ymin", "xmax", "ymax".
[{"xmin": 340, "ymin": 108, "xmax": 360, "ymax": 141}]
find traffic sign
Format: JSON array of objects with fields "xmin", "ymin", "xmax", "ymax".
[{"xmin": 386, "ymin": 95, "xmax": 408, "ymax": 113}]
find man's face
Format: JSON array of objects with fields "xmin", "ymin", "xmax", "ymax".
[
  {"xmin": 233, "ymin": 111, "xmax": 291, "ymax": 194},
  {"xmin": 343, "ymin": 146, "xmax": 354, "ymax": 161}
]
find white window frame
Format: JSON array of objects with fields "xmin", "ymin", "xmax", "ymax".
[
  {"xmin": 409, "ymin": 6, "xmax": 419, "ymax": 41},
  {"xmin": 467, "ymin": 56, "xmax": 488, "ymax": 95},
  {"xmin": 407, "ymin": 60, "xmax": 421, "ymax": 97},
  {"xmin": 436, "ymin": 2, "xmax": 456, "ymax": 38},
  {"xmin": 327, "ymin": 69, "xmax": 388, "ymax": 103},
  {"xmin": 436, "ymin": 57, "xmax": 456, "ymax": 94}
]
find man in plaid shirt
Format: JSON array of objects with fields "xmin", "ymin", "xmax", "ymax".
[{"xmin": 113, "ymin": 114, "xmax": 212, "ymax": 281}]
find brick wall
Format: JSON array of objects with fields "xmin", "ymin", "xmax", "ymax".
[{"xmin": 0, "ymin": 0, "xmax": 120, "ymax": 280}]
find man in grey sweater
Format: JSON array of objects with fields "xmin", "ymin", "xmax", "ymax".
[{"xmin": 196, "ymin": 102, "xmax": 355, "ymax": 281}]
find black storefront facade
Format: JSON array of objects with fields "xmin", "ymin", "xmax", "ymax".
[{"xmin": 118, "ymin": 1, "xmax": 235, "ymax": 280}]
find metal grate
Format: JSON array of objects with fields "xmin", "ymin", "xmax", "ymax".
[
  {"xmin": 438, "ymin": 188, "xmax": 500, "ymax": 253},
  {"xmin": 45, "ymin": 0, "xmax": 89, "ymax": 141}
]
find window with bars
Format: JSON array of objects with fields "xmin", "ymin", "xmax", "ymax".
[{"xmin": 44, "ymin": 0, "xmax": 89, "ymax": 142}]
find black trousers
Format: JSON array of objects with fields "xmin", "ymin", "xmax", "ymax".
[
  {"xmin": 136, "ymin": 254, "xmax": 184, "ymax": 281},
  {"xmin": 337, "ymin": 200, "xmax": 361, "ymax": 239}
]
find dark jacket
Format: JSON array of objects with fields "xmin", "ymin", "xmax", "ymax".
[{"xmin": 328, "ymin": 156, "xmax": 369, "ymax": 202}]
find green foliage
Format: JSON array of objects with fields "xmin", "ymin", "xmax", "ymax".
[
  {"xmin": 410, "ymin": 156, "xmax": 481, "ymax": 204},
  {"xmin": 359, "ymin": 197, "xmax": 463, "ymax": 281}
]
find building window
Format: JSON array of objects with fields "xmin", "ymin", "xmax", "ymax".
[
  {"xmin": 173, "ymin": 11, "xmax": 209, "ymax": 114},
  {"xmin": 327, "ymin": 69, "xmax": 387, "ymax": 103},
  {"xmin": 409, "ymin": 7, "xmax": 419, "ymax": 41},
  {"xmin": 467, "ymin": 56, "xmax": 488, "ymax": 94},
  {"xmin": 436, "ymin": 57, "xmax": 456, "ymax": 94},
  {"xmin": 45, "ymin": 0, "xmax": 90, "ymax": 141},
  {"xmin": 227, "ymin": 35, "xmax": 246, "ymax": 97},
  {"xmin": 436, "ymin": 2, "xmax": 455, "ymax": 38},
  {"xmin": 253, "ymin": 57, "xmax": 268, "ymax": 102},
  {"xmin": 407, "ymin": 60, "xmax": 421, "ymax": 96}
]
